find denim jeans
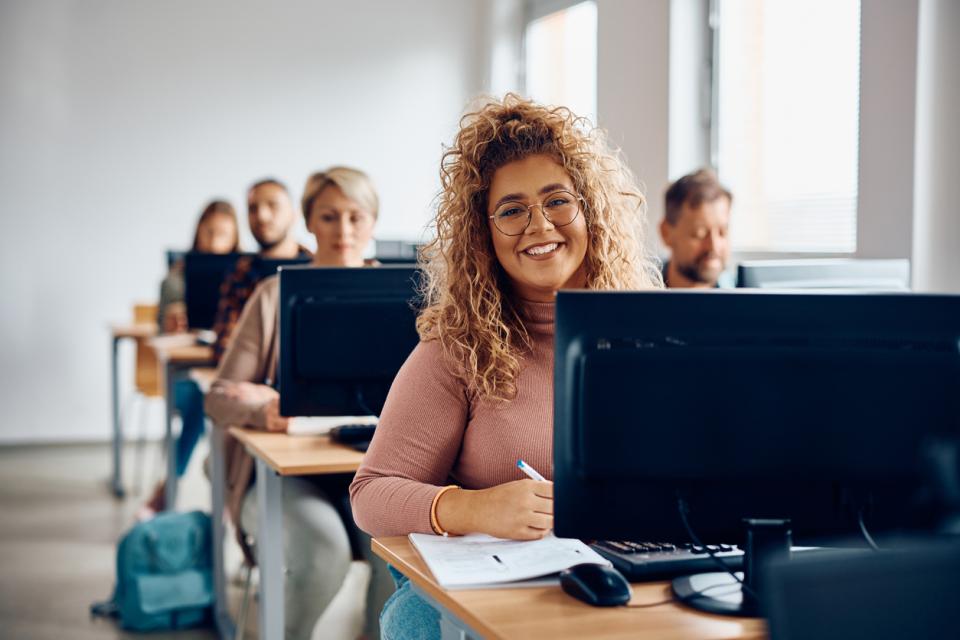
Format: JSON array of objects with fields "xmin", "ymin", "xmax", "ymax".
[
  {"xmin": 173, "ymin": 378, "xmax": 205, "ymax": 477},
  {"xmin": 380, "ymin": 565, "xmax": 441, "ymax": 640}
]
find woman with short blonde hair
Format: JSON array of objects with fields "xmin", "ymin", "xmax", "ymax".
[{"xmin": 350, "ymin": 94, "xmax": 661, "ymax": 639}]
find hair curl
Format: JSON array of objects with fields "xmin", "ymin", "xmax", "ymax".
[{"xmin": 417, "ymin": 94, "xmax": 662, "ymax": 401}]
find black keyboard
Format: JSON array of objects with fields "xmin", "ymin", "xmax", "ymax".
[
  {"xmin": 592, "ymin": 540, "xmax": 744, "ymax": 581},
  {"xmin": 329, "ymin": 423, "xmax": 377, "ymax": 451}
]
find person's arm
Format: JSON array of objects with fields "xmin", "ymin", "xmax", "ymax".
[
  {"xmin": 157, "ymin": 265, "xmax": 187, "ymax": 334},
  {"xmin": 349, "ymin": 340, "xmax": 553, "ymax": 539},
  {"xmin": 204, "ymin": 278, "xmax": 287, "ymax": 431}
]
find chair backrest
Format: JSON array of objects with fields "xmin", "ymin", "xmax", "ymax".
[{"xmin": 133, "ymin": 304, "xmax": 162, "ymax": 397}]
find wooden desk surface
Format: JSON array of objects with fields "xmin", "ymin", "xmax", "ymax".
[
  {"xmin": 228, "ymin": 428, "xmax": 364, "ymax": 476},
  {"xmin": 373, "ymin": 537, "xmax": 767, "ymax": 640},
  {"xmin": 151, "ymin": 341, "xmax": 215, "ymax": 365},
  {"xmin": 110, "ymin": 323, "xmax": 158, "ymax": 339}
]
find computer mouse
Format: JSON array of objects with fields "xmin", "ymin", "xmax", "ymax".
[{"xmin": 559, "ymin": 563, "xmax": 631, "ymax": 607}]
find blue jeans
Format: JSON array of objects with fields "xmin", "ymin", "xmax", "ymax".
[
  {"xmin": 173, "ymin": 378, "xmax": 205, "ymax": 477},
  {"xmin": 380, "ymin": 566, "xmax": 440, "ymax": 640}
]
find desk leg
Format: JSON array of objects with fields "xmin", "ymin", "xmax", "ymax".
[
  {"xmin": 163, "ymin": 362, "xmax": 178, "ymax": 511},
  {"xmin": 210, "ymin": 426, "xmax": 235, "ymax": 640},
  {"xmin": 410, "ymin": 583, "xmax": 478, "ymax": 640},
  {"xmin": 110, "ymin": 336, "xmax": 124, "ymax": 497},
  {"xmin": 256, "ymin": 458, "xmax": 285, "ymax": 640}
]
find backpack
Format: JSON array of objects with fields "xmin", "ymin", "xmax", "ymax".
[{"xmin": 91, "ymin": 510, "xmax": 214, "ymax": 631}]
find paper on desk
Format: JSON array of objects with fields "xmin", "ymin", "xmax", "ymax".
[
  {"xmin": 286, "ymin": 415, "xmax": 377, "ymax": 436},
  {"xmin": 408, "ymin": 532, "xmax": 610, "ymax": 590}
]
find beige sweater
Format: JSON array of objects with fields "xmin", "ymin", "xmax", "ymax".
[
  {"xmin": 204, "ymin": 275, "xmax": 281, "ymax": 531},
  {"xmin": 349, "ymin": 300, "xmax": 556, "ymax": 537}
]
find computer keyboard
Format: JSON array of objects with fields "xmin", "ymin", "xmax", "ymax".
[
  {"xmin": 591, "ymin": 540, "xmax": 744, "ymax": 581},
  {"xmin": 329, "ymin": 423, "xmax": 377, "ymax": 451}
]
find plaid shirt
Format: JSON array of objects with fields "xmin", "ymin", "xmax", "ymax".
[{"xmin": 211, "ymin": 246, "xmax": 312, "ymax": 363}]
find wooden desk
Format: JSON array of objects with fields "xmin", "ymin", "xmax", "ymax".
[
  {"xmin": 151, "ymin": 339, "xmax": 215, "ymax": 509},
  {"xmin": 222, "ymin": 427, "xmax": 364, "ymax": 640},
  {"xmin": 373, "ymin": 537, "xmax": 767, "ymax": 640},
  {"xmin": 108, "ymin": 322, "xmax": 158, "ymax": 497}
]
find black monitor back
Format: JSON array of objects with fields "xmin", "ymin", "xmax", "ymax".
[
  {"xmin": 278, "ymin": 265, "xmax": 422, "ymax": 417},
  {"xmin": 737, "ymin": 258, "xmax": 911, "ymax": 291},
  {"xmin": 554, "ymin": 290, "xmax": 960, "ymax": 544},
  {"xmin": 184, "ymin": 252, "xmax": 247, "ymax": 330},
  {"xmin": 184, "ymin": 253, "xmax": 310, "ymax": 330}
]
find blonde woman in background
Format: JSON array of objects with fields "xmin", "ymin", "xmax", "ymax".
[
  {"xmin": 350, "ymin": 95, "xmax": 662, "ymax": 639},
  {"xmin": 206, "ymin": 167, "xmax": 388, "ymax": 640}
]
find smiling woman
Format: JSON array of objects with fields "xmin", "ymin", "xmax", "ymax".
[{"xmin": 349, "ymin": 94, "xmax": 661, "ymax": 640}]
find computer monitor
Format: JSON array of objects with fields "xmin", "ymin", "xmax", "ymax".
[
  {"xmin": 183, "ymin": 253, "xmax": 311, "ymax": 330},
  {"xmin": 183, "ymin": 252, "xmax": 247, "ymax": 330},
  {"xmin": 554, "ymin": 290, "xmax": 960, "ymax": 615},
  {"xmin": 374, "ymin": 239, "xmax": 424, "ymax": 264},
  {"xmin": 278, "ymin": 265, "xmax": 422, "ymax": 417},
  {"xmin": 736, "ymin": 258, "xmax": 911, "ymax": 291}
]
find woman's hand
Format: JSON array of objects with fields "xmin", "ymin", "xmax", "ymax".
[
  {"xmin": 261, "ymin": 397, "xmax": 289, "ymax": 433},
  {"xmin": 162, "ymin": 303, "xmax": 188, "ymax": 333},
  {"xmin": 436, "ymin": 479, "xmax": 553, "ymax": 540}
]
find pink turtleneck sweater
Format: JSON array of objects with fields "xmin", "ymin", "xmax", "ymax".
[{"xmin": 349, "ymin": 300, "xmax": 556, "ymax": 537}]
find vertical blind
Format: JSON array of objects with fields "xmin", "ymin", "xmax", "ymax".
[{"xmin": 716, "ymin": 0, "xmax": 861, "ymax": 253}]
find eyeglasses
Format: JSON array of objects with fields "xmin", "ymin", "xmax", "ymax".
[{"xmin": 488, "ymin": 190, "xmax": 584, "ymax": 236}]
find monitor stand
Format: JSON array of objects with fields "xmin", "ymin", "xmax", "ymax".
[{"xmin": 671, "ymin": 518, "xmax": 791, "ymax": 617}]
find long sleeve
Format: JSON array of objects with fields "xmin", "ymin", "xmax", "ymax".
[
  {"xmin": 204, "ymin": 277, "xmax": 279, "ymax": 430},
  {"xmin": 349, "ymin": 339, "xmax": 471, "ymax": 537}
]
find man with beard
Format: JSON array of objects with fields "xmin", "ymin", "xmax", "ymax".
[
  {"xmin": 659, "ymin": 169, "xmax": 733, "ymax": 289},
  {"xmin": 210, "ymin": 178, "xmax": 311, "ymax": 359},
  {"xmin": 139, "ymin": 178, "xmax": 310, "ymax": 517}
]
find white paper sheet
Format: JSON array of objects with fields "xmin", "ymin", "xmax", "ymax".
[{"xmin": 408, "ymin": 532, "xmax": 610, "ymax": 589}]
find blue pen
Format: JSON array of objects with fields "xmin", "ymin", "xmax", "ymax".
[{"xmin": 517, "ymin": 459, "xmax": 546, "ymax": 482}]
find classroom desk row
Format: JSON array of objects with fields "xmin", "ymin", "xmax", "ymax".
[
  {"xmin": 109, "ymin": 331, "xmax": 765, "ymax": 639},
  {"xmin": 109, "ymin": 323, "xmax": 215, "ymax": 502},
  {"xmin": 216, "ymin": 429, "xmax": 765, "ymax": 640}
]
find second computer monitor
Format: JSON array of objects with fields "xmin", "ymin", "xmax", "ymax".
[
  {"xmin": 736, "ymin": 258, "xmax": 911, "ymax": 291},
  {"xmin": 278, "ymin": 265, "xmax": 422, "ymax": 417},
  {"xmin": 553, "ymin": 290, "xmax": 960, "ymax": 544}
]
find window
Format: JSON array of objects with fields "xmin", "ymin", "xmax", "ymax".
[
  {"xmin": 524, "ymin": 0, "xmax": 598, "ymax": 124},
  {"xmin": 714, "ymin": 0, "xmax": 861, "ymax": 253}
]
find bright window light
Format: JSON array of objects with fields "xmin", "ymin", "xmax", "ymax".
[
  {"xmin": 525, "ymin": 1, "xmax": 598, "ymax": 123},
  {"xmin": 716, "ymin": 0, "xmax": 861, "ymax": 252}
]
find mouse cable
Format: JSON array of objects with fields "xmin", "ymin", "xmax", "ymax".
[
  {"xmin": 857, "ymin": 506, "xmax": 881, "ymax": 551},
  {"xmin": 676, "ymin": 497, "xmax": 761, "ymax": 603},
  {"xmin": 624, "ymin": 581, "xmax": 740, "ymax": 608}
]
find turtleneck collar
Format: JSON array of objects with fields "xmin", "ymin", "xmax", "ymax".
[{"xmin": 516, "ymin": 298, "xmax": 555, "ymax": 336}]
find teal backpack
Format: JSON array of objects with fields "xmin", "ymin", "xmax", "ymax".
[{"xmin": 92, "ymin": 510, "xmax": 214, "ymax": 631}]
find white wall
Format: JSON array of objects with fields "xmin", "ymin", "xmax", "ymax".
[
  {"xmin": 856, "ymin": 0, "xmax": 920, "ymax": 262},
  {"xmin": 597, "ymin": 0, "xmax": 671, "ymax": 251},
  {"xmin": 0, "ymin": 0, "xmax": 486, "ymax": 443},
  {"xmin": 912, "ymin": 0, "xmax": 960, "ymax": 293}
]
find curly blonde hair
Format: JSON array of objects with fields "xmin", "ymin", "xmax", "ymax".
[{"xmin": 417, "ymin": 94, "xmax": 661, "ymax": 401}]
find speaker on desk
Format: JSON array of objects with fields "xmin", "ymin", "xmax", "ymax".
[{"xmin": 763, "ymin": 541, "xmax": 960, "ymax": 640}]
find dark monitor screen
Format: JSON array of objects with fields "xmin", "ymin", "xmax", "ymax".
[
  {"xmin": 278, "ymin": 265, "xmax": 422, "ymax": 417},
  {"xmin": 737, "ymin": 259, "xmax": 911, "ymax": 291},
  {"xmin": 183, "ymin": 252, "xmax": 247, "ymax": 330},
  {"xmin": 554, "ymin": 290, "xmax": 960, "ymax": 545},
  {"xmin": 184, "ymin": 253, "xmax": 311, "ymax": 330}
]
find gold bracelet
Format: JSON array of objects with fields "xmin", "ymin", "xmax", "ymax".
[{"xmin": 430, "ymin": 485, "xmax": 460, "ymax": 537}]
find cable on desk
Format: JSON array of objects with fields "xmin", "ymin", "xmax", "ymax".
[
  {"xmin": 677, "ymin": 497, "xmax": 761, "ymax": 604},
  {"xmin": 625, "ymin": 581, "xmax": 739, "ymax": 608},
  {"xmin": 857, "ymin": 506, "xmax": 881, "ymax": 551}
]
